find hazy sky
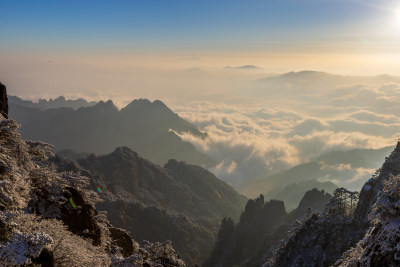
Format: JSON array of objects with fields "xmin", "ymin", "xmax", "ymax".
[
  {"xmin": 2, "ymin": 1, "xmax": 400, "ymax": 192},
  {"xmin": 1, "ymin": 0, "xmax": 400, "ymax": 100}
]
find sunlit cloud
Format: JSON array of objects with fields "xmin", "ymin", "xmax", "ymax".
[{"xmin": 171, "ymin": 79, "xmax": 400, "ymax": 191}]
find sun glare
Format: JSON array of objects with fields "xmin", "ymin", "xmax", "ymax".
[{"xmin": 396, "ymin": 8, "xmax": 400, "ymax": 25}]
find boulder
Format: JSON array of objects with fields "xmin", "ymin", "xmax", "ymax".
[{"xmin": 109, "ymin": 227, "xmax": 137, "ymax": 257}]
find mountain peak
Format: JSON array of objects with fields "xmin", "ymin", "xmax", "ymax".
[
  {"xmin": 122, "ymin": 98, "xmax": 171, "ymax": 113},
  {"xmin": 111, "ymin": 146, "xmax": 138, "ymax": 158},
  {"xmin": 90, "ymin": 100, "xmax": 117, "ymax": 112}
]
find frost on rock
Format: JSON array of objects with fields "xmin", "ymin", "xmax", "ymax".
[
  {"xmin": 0, "ymin": 230, "xmax": 52, "ymax": 266},
  {"xmin": 111, "ymin": 240, "xmax": 186, "ymax": 267},
  {"xmin": 265, "ymin": 188, "xmax": 363, "ymax": 267},
  {"xmin": 265, "ymin": 142, "xmax": 400, "ymax": 267},
  {"xmin": 337, "ymin": 174, "xmax": 400, "ymax": 266}
]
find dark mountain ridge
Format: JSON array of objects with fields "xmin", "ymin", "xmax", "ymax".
[
  {"xmin": 9, "ymin": 96, "xmax": 214, "ymax": 166},
  {"xmin": 52, "ymin": 146, "xmax": 247, "ymax": 266},
  {"xmin": 9, "ymin": 95, "xmax": 97, "ymax": 110},
  {"xmin": 242, "ymin": 146, "xmax": 393, "ymax": 198}
]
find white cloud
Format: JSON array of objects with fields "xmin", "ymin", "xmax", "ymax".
[{"xmin": 172, "ymin": 81, "xmax": 400, "ymax": 191}]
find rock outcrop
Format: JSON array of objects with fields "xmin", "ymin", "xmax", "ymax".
[
  {"xmin": 0, "ymin": 82, "xmax": 8, "ymax": 117},
  {"xmin": 204, "ymin": 188, "xmax": 332, "ymax": 267},
  {"xmin": 336, "ymin": 174, "xmax": 400, "ymax": 266}
]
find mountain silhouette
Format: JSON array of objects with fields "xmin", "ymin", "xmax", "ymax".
[
  {"xmin": 8, "ymin": 95, "xmax": 97, "ymax": 110},
  {"xmin": 9, "ymin": 97, "xmax": 214, "ymax": 166},
  {"xmin": 242, "ymin": 146, "xmax": 393, "ymax": 198},
  {"xmin": 204, "ymin": 189, "xmax": 331, "ymax": 266}
]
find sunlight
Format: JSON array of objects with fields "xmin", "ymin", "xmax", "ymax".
[{"xmin": 396, "ymin": 7, "xmax": 400, "ymax": 25}]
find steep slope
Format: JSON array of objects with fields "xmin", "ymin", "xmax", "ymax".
[
  {"xmin": 336, "ymin": 174, "xmax": 400, "ymax": 266},
  {"xmin": 9, "ymin": 97, "xmax": 214, "ymax": 166},
  {"xmin": 204, "ymin": 189, "xmax": 331, "ymax": 267},
  {"xmin": 0, "ymin": 86, "xmax": 186, "ymax": 266},
  {"xmin": 52, "ymin": 148, "xmax": 247, "ymax": 266},
  {"xmin": 266, "ymin": 142, "xmax": 400, "ymax": 267},
  {"xmin": 204, "ymin": 196, "xmax": 287, "ymax": 267}
]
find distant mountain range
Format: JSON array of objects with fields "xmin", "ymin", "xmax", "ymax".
[
  {"xmin": 9, "ymin": 96, "xmax": 214, "ymax": 166},
  {"xmin": 264, "ymin": 179, "xmax": 337, "ymax": 211},
  {"xmin": 261, "ymin": 71, "xmax": 400, "ymax": 90},
  {"xmin": 241, "ymin": 146, "xmax": 393, "ymax": 198},
  {"xmin": 52, "ymin": 147, "xmax": 247, "ymax": 266},
  {"xmin": 9, "ymin": 95, "xmax": 97, "ymax": 110}
]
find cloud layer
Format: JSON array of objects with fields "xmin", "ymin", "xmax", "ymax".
[{"xmin": 172, "ymin": 78, "xmax": 400, "ymax": 192}]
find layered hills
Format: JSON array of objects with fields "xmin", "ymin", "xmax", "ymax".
[
  {"xmin": 205, "ymin": 141, "xmax": 400, "ymax": 266},
  {"xmin": 9, "ymin": 96, "xmax": 214, "ymax": 166},
  {"xmin": 51, "ymin": 147, "xmax": 247, "ymax": 266},
  {"xmin": 266, "ymin": 142, "xmax": 400, "ymax": 266},
  {"xmin": 242, "ymin": 146, "xmax": 393, "ymax": 200}
]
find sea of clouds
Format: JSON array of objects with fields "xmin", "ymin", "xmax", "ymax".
[{"xmin": 171, "ymin": 73, "xmax": 400, "ymax": 192}]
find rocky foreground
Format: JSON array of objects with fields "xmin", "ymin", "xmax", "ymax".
[{"xmin": 0, "ymin": 84, "xmax": 186, "ymax": 266}]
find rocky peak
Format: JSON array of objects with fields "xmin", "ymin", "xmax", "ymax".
[
  {"xmin": 297, "ymin": 188, "xmax": 331, "ymax": 213},
  {"xmin": 0, "ymin": 82, "xmax": 8, "ymax": 117},
  {"xmin": 91, "ymin": 100, "xmax": 117, "ymax": 113},
  {"xmin": 122, "ymin": 98, "xmax": 169, "ymax": 112}
]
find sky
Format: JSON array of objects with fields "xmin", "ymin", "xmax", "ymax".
[
  {"xmin": 1, "ymin": 0, "xmax": 399, "ymax": 53},
  {"xmin": 2, "ymin": 1, "xmax": 400, "ymax": 192},
  {"xmin": 1, "ymin": 0, "xmax": 400, "ymax": 101}
]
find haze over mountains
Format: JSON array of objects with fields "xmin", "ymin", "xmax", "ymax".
[
  {"xmin": 9, "ymin": 97, "xmax": 213, "ymax": 167},
  {"xmin": 9, "ymin": 95, "xmax": 97, "ymax": 110},
  {"xmin": 243, "ymin": 146, "xmax": 394, "ymax": 199},
  {"xmin": 172, "ymin": 70, "xmax": 400, "ymax": 191},
  {"xmin": 8, "ymin": 70, "xmax": 400, "ymax": 200},
  {"xmin": 4, "ymin": 78, "xmax": 400, "ymax": 265},
  {"xmin": 4, "ymin": 0, "xmax": 400, "ymax": 265},
  {"xmin": 51, "ymin": 147, "xmax": 247, "ymax": 266}
]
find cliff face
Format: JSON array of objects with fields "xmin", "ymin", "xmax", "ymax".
[
  {"xmin": 0, "ymin": 82, "xmax": 8, "ymax": 117},
  {"xmin": 0, "ymin": 86, "xmax": 186, "ymax": 266},
  {"xmin": 204, "ymin": 188, "xmax": 331, "ymax": 267},
  {"xmin": 336, "ymin": 174, "xmax": 400, "ymax": 266},
  {"xmin": 266, "ymin": 142, "xmax": 400, "ymax": 267},
  {"xmin": 204, "ymin": 196, "xmax": 287, "ymax": 267},
  {"xmin": 354, "ymin": 141, "xmax": 400, "ymax": 223}
]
